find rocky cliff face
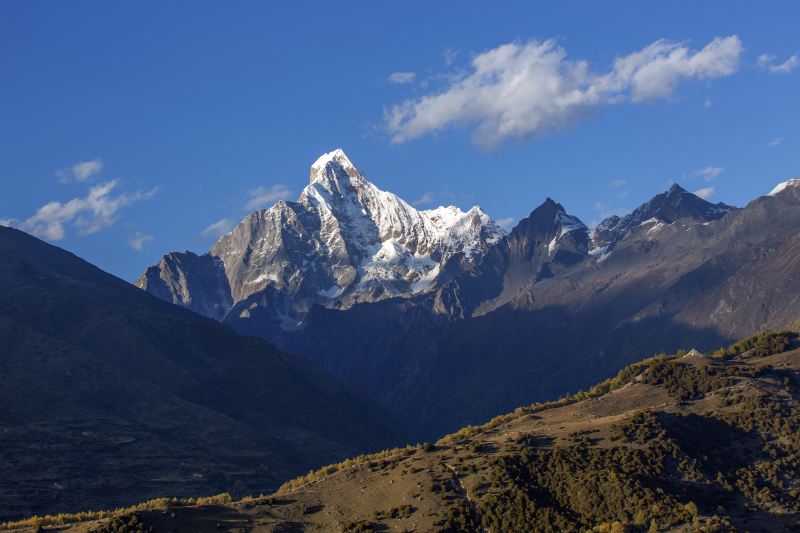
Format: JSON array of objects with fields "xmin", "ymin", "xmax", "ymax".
[
  {"xmin": 589, "ymin": 183, "xmax": 733, "ymax": 257},
  {"xmin": 137, "ymin": 252, "xmax": 231, "ymax": 320},
  {"xmin": 137, "ymin": 149, "xmax": 504, "ymax": 329}
]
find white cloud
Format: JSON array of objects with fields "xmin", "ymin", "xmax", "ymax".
[
  {"xmin": 693, "ymin": 186, "xmax": 715, "ymax": 200},
  {"xmin": 386, "ymin": 36, "xmax": 742, "ymax": 148},
  {"xmin": 695, "ymin": 166, "xmax": 724, "ymax": 181},
  {"xmin": 20, "ymin": 180, "xmax": 157, "ymax": 241},
  {"xmin": 412, "ymin": 191, "xmax": 435, "ymax": 206},
  {"xmin": 769, "ymin": 137, "xmax": 783, "ymax": 147},
  {"xmin": 243, "ymin": 184, "xmax": 292, "ymax": 211},
  {"xmin": 57, "ymin": 158, "xmax": 103, "ymax": 183},
  {"xmin": 495, "ymin": 216, "xmax": 514, "ymax": 231},
  {"xmin": 609, "ymin": 179, "xmax": 627, "ymax": 188},
  {"xmin": 202, "ymin": 218, "xmax": 235, "ymax": 239},
  {"xmin": 389, "ymin": 72, "xmax": 416, "ymax": 84},
  {"xmin": 703, "ymin": 97, "xmax": 713, "ymax": 108},
  {"xmin": 128, "ymin": 232, "xmax": 153, "ymax": 251},
  {"xmin": 757, "ymin": 53, "xmax": 799, "ymax": 74},
  {"xmin": 0, "ymin": 218, "xmax": 15, "ymax": 227}
]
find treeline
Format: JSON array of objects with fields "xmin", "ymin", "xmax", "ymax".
[
  {"xmin": 0, "ymin": 494, "xmax": 232, "ymax": 531},
  {"xmin": 711, "ymin": 330, "xmax": 798, "ymax": 359}
]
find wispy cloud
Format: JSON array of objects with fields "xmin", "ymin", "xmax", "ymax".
[
  {"xmin": 202, "ymin": 218, "xmax": 235, "ymax": 239},
  {"xmin": 693, "ymin": 186, "xmax": 715, "ymax": 200},
  {"xmin": 757, "ymin": 53, "xmax": 799, "ymax": 74},
  {"xmin": 389, "ymin": 72, "xmax": 416, "ymax": 84},
  {"xmin": 594, "ymin": 201, "xmax": 628, "ymax": 219},
  {"xmin": 57, "ymin": 157, "xmax": 103, "ymax": 183},
  {"xmin": 19, "ymin": 180, "xmax": 157, "ymax": 241},
  {"xmin": 243, "ymin": 184, "xmax": 292, "ymax": 211},
  {"xmin": 412, "ymin": 191, "xmax": 435, "ymax": 206},
  {"xmin": 591, "ymin": 201, "xmax": 629, "ymax": 227},
  {"xmin": 769, "ymin": 137, "xmax": 783, "ymax": 147},
  {"xmin": 128, "ymin": 231, "xmax": 153, "ymax": 251},
  {"xmin": 694, "ymin": 166, "xmax": 724, "ymax": 181},
  {"xmin": 609, "ymin": 179, "xmax": 630, "ymax": 200},
  {"xmin": 386, "ymin": 36, "xmax": 742, "ymax": 148},
  {"xmin": 495, "ymin": 216, "xmax": 514, "ymax": 231},
  {"xmin": 443, "ymin": 47, "xmax": 458, "ymax": 66}
]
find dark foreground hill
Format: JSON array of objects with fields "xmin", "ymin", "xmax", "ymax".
[
  {"xmin": 0, "ymin": 226, "xmax": 407, "ymax": 521},
  {"xmin": 14, "ymin": 330, "xmax": 800, "ymax": 532}
]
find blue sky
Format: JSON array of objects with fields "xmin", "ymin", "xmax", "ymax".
[{"xmin": 1, "ymin": 1, "xmax": 798, "ymax": 281}]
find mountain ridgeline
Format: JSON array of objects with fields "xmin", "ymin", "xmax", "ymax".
[{"xmin": 139, "ymin": 150, "xmax": 800, "ymax": 437}]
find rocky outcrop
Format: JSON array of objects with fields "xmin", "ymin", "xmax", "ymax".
[{"xmin": 137, "ymin": 251, "xmax": 231, "ymax": 320}]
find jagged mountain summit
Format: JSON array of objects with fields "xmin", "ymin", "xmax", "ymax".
[
  {"xmin": 436, "ymin": 186, "xmax": 734, "ymax": 317},
  {"xmin": 138, "ymin": 149, "xmax": 504, "ymax": 330},
  {"xmin": 589, "ymin": 183, "xmax": 733, "ymax": 257}
]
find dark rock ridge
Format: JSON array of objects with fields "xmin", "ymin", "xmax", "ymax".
[{"xmin": 590, "ymin": 183, "xmax": 732, "ymax": 255}]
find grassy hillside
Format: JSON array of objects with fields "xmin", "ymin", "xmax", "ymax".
[{"xmin": 9, "ymin": 330, "xmax": 800, "ymax": 532}]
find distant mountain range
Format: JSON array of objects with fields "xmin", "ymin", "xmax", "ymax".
[
  {"xmin": 137, "ymin": 149, "xmax": 734, "ymax": 326},
  {"xmin": 139, "ymin": 151, "xmax": 800, "ymax": 437},
  {"xmin": 0, "ymin": 226, "xmax": 407, "ymax": 521}
]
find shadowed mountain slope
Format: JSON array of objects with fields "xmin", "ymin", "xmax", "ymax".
[
  {"xmin": 0, "ymin": 226, "xmax": 408, "ymax": 521},
  {"xmin": 33, "ymin": 330, "xmax": 800, "ymax": 533}
]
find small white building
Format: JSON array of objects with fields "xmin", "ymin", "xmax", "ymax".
[{"xmin": 683, "ymin": 348, "xmax": 705, "ymax": 358}]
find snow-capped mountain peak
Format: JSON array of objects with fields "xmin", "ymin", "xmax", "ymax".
[
  {"xmin": 310, "ymin": 148, "xmax": 356, "ymax": 181},
  {"xmin": 769, "ymin": 178, "xmax": 800, "ymax": 196},
  {"xmin": 140, "ymin": 149, "xmax": 506, "ymax": 330}
]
